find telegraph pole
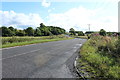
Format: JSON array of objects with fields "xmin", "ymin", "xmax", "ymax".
[{"xmin": 88, "ymin": 24, "xmax": 91, "ymax": 31}]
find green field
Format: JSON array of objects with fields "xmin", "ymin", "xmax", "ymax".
[
  {"xmin": 1, "ymin": 35, "xmax": 74, "ymax": 48},
  {"xmin": 77, "ymin": 35, "xmax": 120, "ymax": 78}
]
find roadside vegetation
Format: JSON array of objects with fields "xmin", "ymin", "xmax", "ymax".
[
  {"xmin": 2, "ymin": 35, "xmax": 73, "ymax": 48},
  {"xmin": 1, "ymin": 23, "xmax": 65, "ymax": 37},
  {"xmin": 69, "ymin": 28, "xmax": 88, "ymax": 39},
  {"xmin": 77, "ymin": 29, "xmax": 120, "ymax": 78},
  {"xmin": 1, "ymin": 23, "xmax": 75, "ymax": 48}
]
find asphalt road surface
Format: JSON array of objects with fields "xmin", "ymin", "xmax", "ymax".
[{"xmin": 2, "ymin": 38, "xmax": 87, "ymax": 78}]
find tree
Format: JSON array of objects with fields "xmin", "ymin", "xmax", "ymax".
[
  {"xmin": 107, "ymin": 32, "xmax": 113, "ymax": 36},
  {"xmin": 47, "ymin": 26, "xmax": 65, "ymax": 35},
  {"xmin": 1, "ymin": 26, "xmax": 13, "ymax": 36},
  {"xmin": 8, "ymin": 26, "xmax": 15, "ymax": 36},
  {"xmin": 69, "ymin": 28, "xmax": 75, "ymax": 35},
  {"xmin": 8, "ymin": 26, "xmax": 14, "ymax": 31},
  {"xmin": 40, "ymin": 23, "xmax": 46, "ymax": 28},
  {"xmin": 25, "ymin": 27, "xmax": 34, "ymax": 36},
  {"xmin": 39, "ymin": 24, "xmax": 54, "ymax": 36},
  {"xmin": 34, "ymin": 28, "xmax": 42, "ymax": 36},
  {"xmin": 99, "ymin": 29, "xmax": 106, "ymax": 36},
  {"xmin": 16, "ymin": 30, "xmax": 25, "ymax": 36},
  {"xmin": 1, "ymin": 23, "xmax": 66, "ymax": 36},
  {"xmin": 85, "ymin": 31, "xmax": 94, "ymax": 35},
  {"xmin": 77, "ymin": 31, "xmax": 85, "ymax": 36}
]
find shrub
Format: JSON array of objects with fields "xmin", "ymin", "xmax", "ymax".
[
  {"xmin": 115, "ymin": 37, "xmax": 120, "ymax": 55},
  {"xmin": 99, "ymin": 29, "xmax": 106, "ymax": 36},
  {"xmin": 79, "ymin": 35, "xmax": 120, "ymax": 78}
]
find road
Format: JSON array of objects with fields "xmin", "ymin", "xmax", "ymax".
[{"xmin": 2, "ymin": 38, "xmax": 87, "ymax": 78}]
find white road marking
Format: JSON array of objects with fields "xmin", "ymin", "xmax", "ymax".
[
  {"xmin": 1, "ymin": 39, "xmax": 82, "ymax": 60},
  {"xmin": 0, "ymin": 49, "xmax": 41, "ymax": 60},
  {"xmin": 76, "ymin": 44, "xmax": 82, "ymax": 47},
  {"xmin": 1, "ymin": 43, "xmax": 38, "ymax": 50},
  {"xmin": 73, "ymin": 47, "xmax": 77, "ymax": 49}
]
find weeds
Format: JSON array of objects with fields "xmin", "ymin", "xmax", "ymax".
[
  {"xmin": 78, "ymin": 35, "xmax": 120, "ymax": 78},
  {"xmin": 2, "ymin": 35, "xmax": 73, "ymax": 48}
]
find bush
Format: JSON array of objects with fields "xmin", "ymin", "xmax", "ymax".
[
  {"xmin": 99, "ymin": 29, "xmax": 106, "ymax": 36},
  {"xmin": 115, "ymin": 37, "xmax": 120, "ymax": 55},
  {"xmin": 79, "ymin": 35, "xmax": 120, "ymax": 78}
]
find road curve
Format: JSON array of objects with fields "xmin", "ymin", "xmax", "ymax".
[{"xmin": 2, "ymin": 38, "xmax": 87, "ymax": 78}]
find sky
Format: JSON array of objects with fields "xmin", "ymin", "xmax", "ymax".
[{"xmin": 0, "ymin": 0, "xmax": 119, "ymax": 32}]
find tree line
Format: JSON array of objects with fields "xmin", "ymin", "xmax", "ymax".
[
  {"xmin": 1, "ymin": 23, "xmax": 66, "ymax": 37},
  {"xmin": 69, "ymin": 28, "xmax": 85, "ymax": 36},
  {"xmin": 85, "ymin": 29, "xmax": 120, "ymax": 36}
]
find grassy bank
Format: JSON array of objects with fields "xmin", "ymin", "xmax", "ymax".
[
  {"xmin": 77, "ymin": 35, "xmax": 120, "ymax": 78},
  {"xmin": 2, "ymin": 35, "xmax": 74, "ymax": 48}
]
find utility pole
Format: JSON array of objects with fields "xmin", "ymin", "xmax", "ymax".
[{"xmin": 88, "ymin": 24, "xmax": 91, "ymax": 31}]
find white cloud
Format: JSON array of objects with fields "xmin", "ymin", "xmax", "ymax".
[
  {"xmin": 48, "ymin": 8, "xmax": 55, "ymax": 13},
  {"xmin": 46, "ymin": 6, "xmax": 118, "ymax": 32},
  {"xmin": 48, "ymin": 9, "xmax": 52, "ymax": 13},
  {"xmin": 0, "ymin": 4, "xmax": 118, "ymax": 32},
  {"xmin": 0, "ymin": 10, "xmax": 44, "ymax": 29},
  {"xmin": 41, "ymin": 0, "xmax": 51, "ymax": 7}
]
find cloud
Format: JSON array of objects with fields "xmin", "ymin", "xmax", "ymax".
[
  {"xmin": 48, "ymin": 9, "xmax": 52, "ymax": 13},
  {"xmin": 46, "ymin": 6, "xmax": 118, "ymax": 32},
  {"xmin": 41, "ymin": 0, "xmax": 51, "ymax": 7},
  {"xmin": 48, "ymin": 8, "xmax": 55, "ymax": 13},
  {"xmin": 0, "ymin": 10, "xmax": 44, "ymax": 29},
  {"xmin": 0, "ymin": 5, "xmax": 118, "ymax": 32}
]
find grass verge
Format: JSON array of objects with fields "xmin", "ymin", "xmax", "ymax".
[
  {"xmin": 77, "ymin": 35, "xmax": 120, "ymax": 78},
  {"xmin": 2, "ymin": 37, "xmax": 74, "ymax": 48}
]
